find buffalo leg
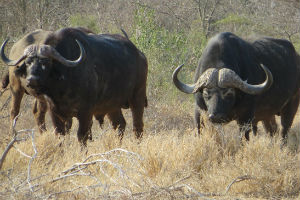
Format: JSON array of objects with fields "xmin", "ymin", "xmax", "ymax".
[
  {"xmin": 280, "ymin": 92, "xmax": 300, "ymax": 140},
  {"xmin": 49, "ymin": 111, "xmax": 66, "ymax": 135},
  {"xmin": 95, "ymin": 114, "xmax": 105, "ymax": 128},
  {"xmin": 252, "ymin": 122, "xmax": 258, "ymax": 136},
  {"xmin": 107, "ymin": 109, "xmax": 126, "ymax": 138},
  {"xmin": 243, "ymin": 128, "xmax": 251, "ymax": 141},
  {"xmin": 237, "ymin": 117, "xmax": 254, "ymax": 141},
  {"xmin": 194, "ymin": 109, "xmax": 201, "ymax": 135},
  {"xmin": 10, "ymin": 88, "xmax": 24, "ymax": 134},
  {"xmin": 65, "ymin": 118, "xmax": 73, "ymax": 133},
  {"xmin": 129, "ymin": 91, "xmax": 145, "ymax": 139},
  {"xmin": 32, "ymin": 99, "xmax": 47, "ymax": 133},
  {"xmin": 77, "ymin": 112, "xmax": 93, "ymax": 146},
  {"xmin": 262, "ymin": 116, "xmax": 278, "ymax": 137}
]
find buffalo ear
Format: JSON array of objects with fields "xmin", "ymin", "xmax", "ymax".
[{"xmin": 14, "ymin": 63, "xmax": 27, "ymax": 77}]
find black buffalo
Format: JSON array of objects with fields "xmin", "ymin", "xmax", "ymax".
[
  {"xmin": 1, "ymin": 27, "xmax": 148, "ymax": 145},
  {"xmin": 173, "ymin": 32, "xmax": 300, "ymax": 141},
  {"xmin": 1, "ymin": 28, "xmax": 130, "ymax": 136}
]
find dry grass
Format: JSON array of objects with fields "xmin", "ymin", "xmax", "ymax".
[{"xmin": 0, "ymin": 90, "xmax": 299, "ymax": 200}]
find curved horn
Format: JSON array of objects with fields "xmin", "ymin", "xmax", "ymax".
[
  {"xmin": 47, "ymin": 39, "xmax": 86, "ymax": 67},
  {"xmin": 172, "ymin": 64, "xmax": 196, "ymax": 94},
  {"xmin": 218, "ymin": 64, "xmax": 273, "ymax": 95},
  {"xmin": 1, "ymin": 39, "xmax": 26, "ymax": 66}
]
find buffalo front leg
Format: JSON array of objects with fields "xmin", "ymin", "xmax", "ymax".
[
  {"xmin": 238, "ymin": 119, "xmax": 253, "ymax": 141},
  {"xmin": 77, "ymin": 112, "xmax": 93, "ymax": 146},
  {"xmin": 95, "ymin": 114, "xmax": 105, "ymax": 128},
  {"xmin": 262, "ymin": 116, "xmax": 278, "ymax": 137},
  {"xmin": 65, "ymin": 118, "xmax": 73, "ymax": 133},
  {"xmin": 194, "ymin": 108, "xmax": 205, "ymax": 135},
  {"xmin": 10, "ymin": 89, "xmax": 24, "ymax": 135},
  {"xmin": 107, "ymin": 109, "xmax": 126, "ymax": 139},
  {"xmin": 49, "ymin": 110, "xmax": 67, "ymax": 135},
  {"xmin": 195, "ymin": 109, "xmax": 201, "ymax": 135},
  {"xmin": 32, "ymin": 99, "xmax": 48, "ymax": 133}
]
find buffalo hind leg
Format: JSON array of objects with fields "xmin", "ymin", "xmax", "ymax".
[
  {"xmin": 280, "ymin": 93, "xmax": 300, "ymax": 141},
  {"xmin": 33, "ymin": 99, "xmax": 47, "ymax": 133},
  {"xmin": 108, "ymin": 109, "xmax": 126, "ymax": 139},
  {"xmin": 130, "ymin": 92, "xmax": 146, "ymax": 139},
  {"xmin": 262, "ymin": 116, "xmax": 278, "ymax": 137}
]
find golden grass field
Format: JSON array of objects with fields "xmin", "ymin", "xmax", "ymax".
[{"xmin": 0, "ymin": 88, "xmax": 299, "ymax": 199}]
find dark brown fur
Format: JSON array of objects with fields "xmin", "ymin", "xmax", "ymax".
[
  {"xmin": 179, "ymin": 32, "xmax": 300, "ymax": 141},
  {"xmin": 1, "ymin": 28, "xmax": 144, "ymax": 140},
  {"xmin": 2, "ymin": 27, "xmax": 148, "ymax": 145}
]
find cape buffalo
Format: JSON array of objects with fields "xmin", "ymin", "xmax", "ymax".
[
  {"xmin": 1, "ymin": 28, "xmax": 127, "ymax": 136},
  {"xmin": 173, "ymin": 32, "xmax": 300, "ymax": 141},
  {"xmin": 1, "ymin": 27, "xmax": 148, "ymax": 145}
]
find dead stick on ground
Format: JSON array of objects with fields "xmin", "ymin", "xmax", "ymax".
[
  {"xmin": 27, "ymin": 130, "xmax": 37, "ymax": 192},
  {"xmin": 0, "ymin": 115, "xmax": 21, "ymax": 170},
  {"xmin": 0, "ymin": 87, "xmax": 8, "ymax": 97},
  {"xmin": 0, "ymin": 136, "xmax": 18, "ymax": 170},
  {"xmin": 0, "ymin": 95, "xmax": 11, "ymax": 111},
  {"xmin": 225, "ymin": 175, "xmax": 255, "ymax": 194}
]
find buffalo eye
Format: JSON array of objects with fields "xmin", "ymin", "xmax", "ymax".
[
  {"xmin": 39, "ymin": 58, "xmax": 48, "ymax": 64},
  {"xmin": 39, "ymin": 58, "xmax": 49, "ymax": 70},
  {"xmin": 40, "ymin": 58, "xmax": 48, "ymax": 65},
  {"xmin": 221, "ymin": 88, "xmax": 235, "ymax": 98},
  {"xmin": 25, "ymin": 57, "xmax": 33, "ymax": 65},
  {"xmin": 202, "ymin": 89, "xmax": 211, "ymax": 99}
]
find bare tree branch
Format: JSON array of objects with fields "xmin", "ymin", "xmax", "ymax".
[
  {"xmin": 225, "ymin": 175, "xmax": 255, "ymax": 194},
  {"xmin": 0, "ymin": 115, "xmax": 21, "ymax": 170}
]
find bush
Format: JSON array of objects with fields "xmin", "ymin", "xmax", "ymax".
[{"xmin": 69, "ymin": 14, "xmax": 100, "ymax": 33}]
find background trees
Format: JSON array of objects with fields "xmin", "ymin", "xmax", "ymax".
[{"xmin": 1, "ymin": 0, "xmax": 299, "ymax": 103}]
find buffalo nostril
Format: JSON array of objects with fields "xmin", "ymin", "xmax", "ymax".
[
  {"xmin": 208, "ymin": 114, "xmax": 215, "ymax": 120},
  {"xmin": 26, "ymin": 76, "xmax": 39, "ymax": 87}
]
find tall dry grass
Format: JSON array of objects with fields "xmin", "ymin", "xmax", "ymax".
[{"xmin": 0, "ymin": 91, "xmax": 299, "ymax": 199}]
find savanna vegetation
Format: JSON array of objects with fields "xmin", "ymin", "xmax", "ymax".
[{"xmin": 0, "ymin": 0, "xmax": 299, "ymax": 199}]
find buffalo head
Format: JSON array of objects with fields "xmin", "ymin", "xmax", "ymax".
[
  {"xmin": 173, "ymin": 64, "xmax": 273, "ymax": 123},
  {"xmin": 1, "ymin": 39, "xmax": 85, "ymax": 90}
]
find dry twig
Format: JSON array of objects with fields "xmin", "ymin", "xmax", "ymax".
[
  {"xmin": 225, "ymin": 175, "xmax": 255, "ymax": 194},
  {"xmin": 0, "ymin": 115, "xmax": 21, "ymax": 170}
]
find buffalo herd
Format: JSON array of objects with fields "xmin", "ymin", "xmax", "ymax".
[{"xmin": 1, "ymin": 28, "xmax": 299, "ymax": 146}]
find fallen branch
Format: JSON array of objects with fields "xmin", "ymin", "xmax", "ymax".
[
  {"xmin": 27, "ymin": 129, "xmax": 37, "ymax": 192},
  {"xmin": 44, "ymin": 186, "xmax": 83, "ymax": 199},
  {"xmin": 0, "ymin": 95, "xmax": 11, "ymax": 112},
  {"xmin": 0, "ymin": 136, "xmax": 18, "ymax": 170},
  {"xmin": 225, "ymin": 175, "xmax": 255, "ymax": 194},
  {"xmin": 0, "ymin": 115, "xmax": 21, "ymax": 170},
  {"xmin": 0, "ymin": 87, "xmax": 9, "ymax": 97}
]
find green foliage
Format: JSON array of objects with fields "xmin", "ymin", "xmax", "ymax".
[
  {"xmin": 187, "ymin": 19, "xmax": 209, "ymax": 56},
  {"xmin": 293, "ymin": 36, "xmax": 300, "ymax": 54},
  {"xmin": 131, "ymin": 7, "xmax": 204, "ymax": 103},
  {"xmin": 69, "ymin": 14, "xmax": 100, "ymax": 33},
  {"xmin": 214, "ymin": 14, "xmax": 250, "ymax": 26}
]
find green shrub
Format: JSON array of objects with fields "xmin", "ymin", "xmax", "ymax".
[
  {"xmin": 131, "ymin": 7, "xmax": 205, "ymax": 104},
  {"xmin": 69, "ymin": 14, "xmax": 100, "ymax": 33}
]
